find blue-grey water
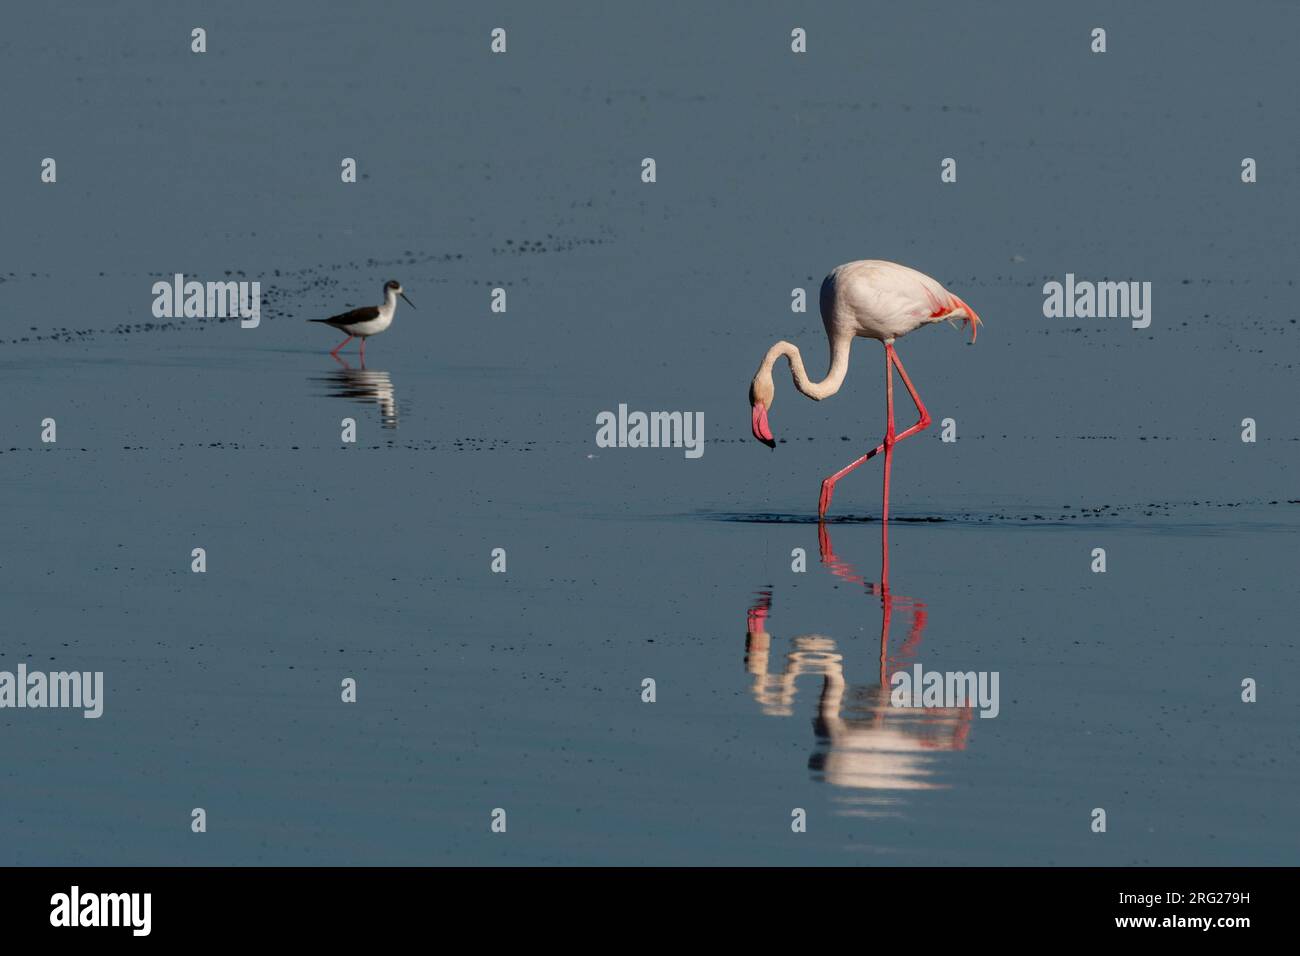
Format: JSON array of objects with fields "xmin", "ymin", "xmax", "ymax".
[{"xmin": 1, "ymin": 1, "xmax": 1297, "ymax": 865}]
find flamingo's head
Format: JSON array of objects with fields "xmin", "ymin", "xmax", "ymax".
[{"xmin": 749, "ymin": 370, "xmax": 776, "ymax": 448}]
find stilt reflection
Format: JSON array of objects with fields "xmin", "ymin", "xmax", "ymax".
[{"xmin": 313, "ymin": 355, "xmax": 398, "ymax": 429}]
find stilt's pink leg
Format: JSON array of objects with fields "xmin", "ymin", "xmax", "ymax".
[
  {"xmin": 331, "ymin": 335, "xmax": 354, "ymax": 357},
  {"xmin": 817, "ymin": 342, "xmax": 932, "ymax": 518},
  {"xmin": 359, "ymin": 338, "xmax": 367, "ymax": 364}
]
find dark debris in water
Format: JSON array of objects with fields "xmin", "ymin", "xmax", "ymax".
[
  {"xmin": 0, "ymin": 252, "xmax": 466, "ymax": 345},
  {"xmin": 697, "ymin": 498, "xmax": 1298, "ymax": 526},
  {"xmin": 0, "ymin": 439, "xmax": 537, "ymax": 454}
]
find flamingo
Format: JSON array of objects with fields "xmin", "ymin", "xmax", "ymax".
[{"xmin": 748, "ymin": 260, "xmax": 981, "ymax": 569}]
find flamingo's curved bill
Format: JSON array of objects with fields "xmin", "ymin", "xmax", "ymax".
[{"xmin": 752, "ymin": 403, "xmax": 775, "ymax": 448}]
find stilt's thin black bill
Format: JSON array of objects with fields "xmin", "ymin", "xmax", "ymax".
[{"xmin": 400, "ymin": 293, "xmax": 416, "ymax": 309}]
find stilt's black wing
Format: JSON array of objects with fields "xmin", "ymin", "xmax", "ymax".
[{"xmin": 310, "ymin": 305, "xmax": 380, "ymax": 326}]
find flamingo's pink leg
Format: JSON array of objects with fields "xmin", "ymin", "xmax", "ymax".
[
  {"xmin": 330, "ymin": 335, "xmax": 354, "ymax": 357},
  {"xmin": 818, "ymin": 443, "xmax": 886, "ymax": 517},
  {"xmin": 881, "ymin": 350, "xmax": 896, "ymax": 580},
  {"xmin": 818, "ymin": 347, "xmax": 890, "ymax": 515},
  {"xmin": 886, "ymin": 344, "xmax": 932, "ymax": 444},
  {"xmin": 817, "ymin": 343, "xmax": 931, "ymax": 518}
]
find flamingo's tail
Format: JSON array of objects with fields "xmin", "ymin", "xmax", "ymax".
[{"xmin": 948, "ymin": 294, "xmax": 982, "ymax": 343}]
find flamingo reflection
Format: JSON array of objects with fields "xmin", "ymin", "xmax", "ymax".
[
  {"xmin": 744, "ymin": 523, "xmax": 971, "ymax": 794},
  {"xmin": 314, "ymin": 356, "xmax": 399, "ymax": 429}
]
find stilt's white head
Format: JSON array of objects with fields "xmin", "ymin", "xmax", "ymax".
[{"xmin": 385, "ymin": 280, "xmax": 416, "ymax": 309}]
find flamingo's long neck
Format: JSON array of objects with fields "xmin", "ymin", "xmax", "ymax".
[{"xmin": 764, "ymin": 335, "xmax": 852, "ymax": 401}]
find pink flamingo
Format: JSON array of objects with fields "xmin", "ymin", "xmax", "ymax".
[{"xmin": 748, "ymin": 260, "xmax": 981, "ymax": 571}]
